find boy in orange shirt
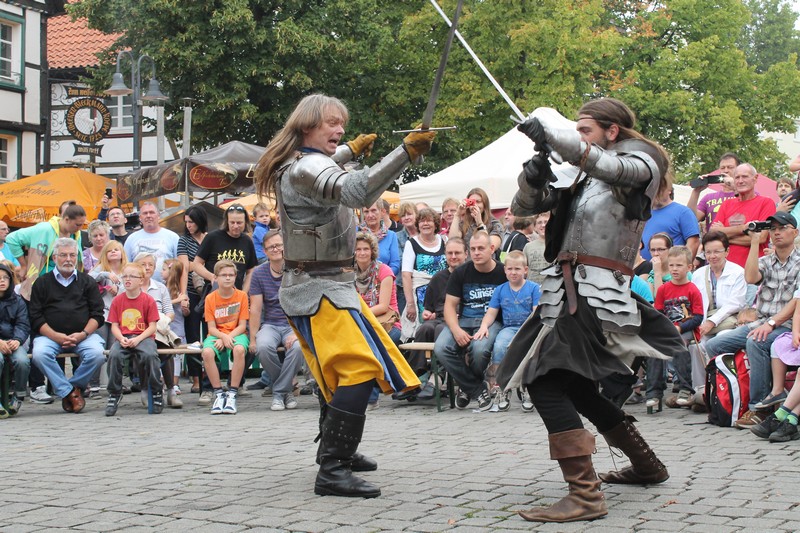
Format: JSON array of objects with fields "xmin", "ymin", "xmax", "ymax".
[{"xmin": 201, "ymin": 260, "xmax": 249, "ymax": 415}]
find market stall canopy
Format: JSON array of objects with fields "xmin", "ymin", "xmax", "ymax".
[
  {"xmin": 116, "ymin": 141, "xmax": 265, "ymax": 203},
  {"xmin": 0, "ymin": 168, "xmax": 115, "ymax": 227}
]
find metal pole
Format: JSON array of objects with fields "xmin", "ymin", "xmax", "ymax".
[
  {"xmin": 181, "ymin": 99, "xmax": 193, "ymax": 206},
  {"xmin": 132, "ymin": 58, "xmax": 141, "ymax": 170},
  {"xmin": 156, "ymin": 104, "xmax": 165, "ymax": 210},
  {"xmin": 427, "ymin": 0, "xmax": 526, "ymax": 121}
]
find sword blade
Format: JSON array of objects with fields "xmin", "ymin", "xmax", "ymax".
[{"xmin": 421, "ymin": 0, "xmax": 465, "ymax": 130}]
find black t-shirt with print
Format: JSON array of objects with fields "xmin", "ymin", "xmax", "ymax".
[
  {"xmin": 446, "ymin": 260, "xmax": 507, "ymax": 319},
  {"xmin": 196, "ymin": 229, "xmax": 257, "ymax": 289}
]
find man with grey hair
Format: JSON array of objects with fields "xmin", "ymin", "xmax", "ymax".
[
  {"xmin": 711, "ymin": 163, "xmax": 776, "ymax": 268},
  {"xmin": 28, "ymin": 238, "xmax": 105, "ymax": 413},
  {"xmin": 124, "ymin": 202, "xmax": 179, "ymax": 283}
]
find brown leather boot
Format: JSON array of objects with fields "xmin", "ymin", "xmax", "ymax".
[
  {"xmin": 519, "ymin": 429, "xmax": 607, "ymax": 523},
  {"xmin": 598, "ymin": 416, "xmax": 669, "ymax": 484}
]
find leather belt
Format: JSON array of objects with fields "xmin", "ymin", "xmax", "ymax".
[
  {"xmin": 556, "ymin": 252, "xmax": 634, "ymax": 315},
  {"xmin": 284, "ymin": 257, "xmax": 355, "ymax": 276}
]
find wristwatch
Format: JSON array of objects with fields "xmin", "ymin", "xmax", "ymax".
[{"xmin": 767, "ymin": 318, "xmax": 777, "ymax": 328}]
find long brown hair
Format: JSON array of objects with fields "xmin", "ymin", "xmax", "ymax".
[
  {"xmin": 254, "ymin": 94, "xmax": 350, "ymax": 200},
  {"xmin": 578, "ymin": 98, "xmax": 672, "ymax": 197},
  {"xmin": 163, "ymin": 258, "xmax": 183, "ymax": 300},
  {"xmin": 460, "ymin": 187, "xmax": 491, "ymax": 234}
]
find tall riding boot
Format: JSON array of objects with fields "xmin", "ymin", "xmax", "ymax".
[
  {"xmin": 314, "ymin": 405, "xmax": 381, "ymax": 498},
  {"xmin": 315, "ymin": 399, "xmax": 377, "ymax": 472},
  {"xmin": 598, "ymin": 416, "xmax": 669, "ymax": 484},
  {"xmin": 519, "ymin": 429, "xmax": 607, "ymax": 523}
]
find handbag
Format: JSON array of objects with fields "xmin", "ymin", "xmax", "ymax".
[
  {"xmin": 374, "ymin": 309, "xmax": 400, "ymax": 333},
  {"xmin": 193, "ymin": 281, "xmax": 212, "ymax": 315}
]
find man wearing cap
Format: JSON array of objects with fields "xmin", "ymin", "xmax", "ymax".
[{"xmin": 705, "ymin": 211, "xmax": 800, "ymax": 429}]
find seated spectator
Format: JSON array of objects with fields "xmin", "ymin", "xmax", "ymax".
[
  {"xmin": 354, "ymin": 232, "xmax": 401, "ymax": 345},
  {"xmin": 705, "ymin": 212, "xmax": 800, "ymax": 428},
  {"xmin": 435, "ymin": 231, "xmax": 506, "ymax": 411},
  {"xmin": 439, "ymin": 197, "xmax": 459, "ymax": 237},
  {"xmin": 249, "ymin": 230, "xmax": 304, "ymax": 412},
  {"xmin": 750, "ymin": 326, "xmax": 800, "ymax": 442},
  {"xmin": 640, "ymin": 186, "xmax": 700, "ymax": 261},
  {"xmin": 252, "ymin": 202, "xmax": 274, "ymax": 265},
  {"xmin": 448, "ymin": 188, "xmax": 503, "ymax": 251},
  {"xmin": 401, "ymin": 208, "xmax": 447, "ymax": 338},
  {"xmin": 162, "ymin": 259, "xmax": 189, "ymax": 396},
  {"xmin": 692, "ymin": 231, "xmax": 746, "ymax": 339},
  {"xmin": 83, "ymin": 220, "xmax": 111, "ymax": 273},
  {"xmin": 686, "ymin": 152, "xmax": 739, "ymax": 229},
  {"xmin": 201, "ymin": 260, "xmax": 250, "ymax": 415},
  {"xmin": 29, "ymin": 238, "xmax": 105, "ymax": 414},
  {"xmin": 361, "ymin": 201, "xmax": 401, "ymax": 275},
  {"xmin": 655, "ymin": 246, "xmax": 704, "ymax": 409},
  {"xmin": 402, "ymin": 238, "xmax": 467, "ymax": 401},
  {"xmin": 0, "ymin": 263, "xmax": 29, "ymax": 416},
  {"xmin": 105, "ymin": 262, "xmax": 160, "ymax": 416},
  {"xmin": 474, "ymin": 251, "xmax": 541, "ymax": 411}
]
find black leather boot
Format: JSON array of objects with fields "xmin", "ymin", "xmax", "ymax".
[
  {"xmin": 314, "ymin": 405, "xmax": 381, "ymax": 498},
  {"xmin": 316, "ymin": 400, "xmax": 377, "ymax": 472}
]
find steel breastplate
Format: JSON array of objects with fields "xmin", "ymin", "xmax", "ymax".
[{"xmin": 561, "ymin": 177, "xmax": 644, "ymax": 269}]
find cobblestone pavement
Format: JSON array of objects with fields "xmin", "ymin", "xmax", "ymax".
[{"xmin": 2, "ymin": 389, "xmax": 799, "ymax": 532}]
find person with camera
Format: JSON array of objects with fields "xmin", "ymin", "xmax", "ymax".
[
  {"xmin": 686, "ymin": 152, "xmax": 740, "ymax": 229},
  {"xmin": 447, "ymin": 187, "xmax": 503, "ymax": 252},
  {"xmin": 704, "ymin": 211, "xmax": 800, "ymax": 429}
]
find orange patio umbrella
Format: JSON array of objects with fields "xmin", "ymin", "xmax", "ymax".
[{"xmin": 0, "ymin": 168, "xmax": 115, "ymax": 228}]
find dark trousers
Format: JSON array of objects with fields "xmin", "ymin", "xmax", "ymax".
[
  {"xmin": 184, "ymin": 292, "xmax": 203, "ymax": 378},
  {"xmin": 529, "ymin": 369, "xmax": 625, "ymax": 434}
]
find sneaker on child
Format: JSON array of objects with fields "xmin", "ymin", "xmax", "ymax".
[
  {"xmin": 211, "ymin": 391, "xmax": 226, "ymax": 415},
  {"xmin": 222, "ymin": 390, "xmax": 237, "ymax": 415}
]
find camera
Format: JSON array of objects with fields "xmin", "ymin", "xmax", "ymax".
[
  {"xmin": 465, "ymin": 198, "xmax": 476, "ymax": 207},
  {"xmin": 745, "ymin": 221, "xmax": 771, "ymax": 233},
  {"xmin": 689, "ymin": 174, "xmax": 722, "ymax": 189}
]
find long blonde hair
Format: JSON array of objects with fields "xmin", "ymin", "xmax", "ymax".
[
  {"xmin": 254, "ymin": 94, "xmax": 350, "ymax": 199},
  {"xmin": 96, "ymin": 240, "xmax": 127, "ymax": 273}
]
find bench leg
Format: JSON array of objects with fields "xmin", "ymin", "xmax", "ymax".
[
  {"xmin": 1, "ymin": 354, "xmax": 10, "ymax": 409},
  {"xmin": 429, "ymin": 350, "xmax": 443, "ymax": 412}
]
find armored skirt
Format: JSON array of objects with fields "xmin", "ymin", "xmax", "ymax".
[
  {"xmin": 496, "ymin": 278, "xmax": 686, "ymax": 391},
  {"xmin": 289, "ymin": 297, "xmax": 420, "ymax": 404}
]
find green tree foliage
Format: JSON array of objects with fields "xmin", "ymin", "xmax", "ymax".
[{"xmin": 72, "ymin": 0, "xmax": 800, "ymax": 182}]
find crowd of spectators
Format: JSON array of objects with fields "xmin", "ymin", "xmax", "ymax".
[{"xmin": 2, "ymin": 150, "xmax": 800, "ymax": 441}]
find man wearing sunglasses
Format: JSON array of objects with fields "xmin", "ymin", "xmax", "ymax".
[{"xmin": 192, "ymin": 203, "xmax": 257, "ymax": 293}]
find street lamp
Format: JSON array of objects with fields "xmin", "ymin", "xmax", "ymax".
[{"xmin": 104, "ymin": 51, "xmax": 168, "ymax": 170}]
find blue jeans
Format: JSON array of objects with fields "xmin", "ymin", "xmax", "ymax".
[
  {"xmin": 435, "ymin": 318, "xmax": 502, "ymax": 398},
  {"xmin": 0, "ymin": 344, "xmax": 31, "ymax": 397},
  {"xmin": 705, "ymin": 324, "xmax": 789, "ymax": 411},
  {"xmin": 32, "ymin": 333, "xmax": 105, "ymax": 399},
  {"xmin": 255, "ymin": 324, "xmax": 304, "ymax": 397},
  {"xmin": 491, "ymin": 326, "xmax": 520, "ymax": 365}
]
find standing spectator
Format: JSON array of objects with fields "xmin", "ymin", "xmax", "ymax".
[
  {"xmin": 435, "ymin": 231, "xmax": 507, "ymax": 411},
  {"xmin": 0, "ymin": 262, "xmax": 30, "ymax": 414},
  {"xmin": 401, "ymin": 208, "xmax": 447, "ymax": 337},
  {"xmin": 711, "ymin": 163, "xmax": 776, "ymax": 268},
  {"xmin": 395, "ymin": 202, "xmax": 419, "ymax": 315},
  {"xmin": 501, "ymin": 207, "xmax": 515, "ymax": 249},
  {"xmin": 640, "ymin": 186, "xmax": 700, "ymax": 261},
  {"xmin": 106, "ymin": 206, "xmax": 131, "ymax": 244},
  {"xmin": 380, "ymin": 198, "xmax": 400, "ymax": 232},
  {"xmin": 448, "ymin": 187, "xmax": 503, "ymax": 250},
  {"xmin": 0, "ymin": 221, "xmax": 19, "ymax": 268},
  {"xmin": 6, "ymin": 204, "xmax": 86, "ymax": 283},
  {"xmin": 499, "ymin": 216, "xmax": 532, "ymax": 262},
  {"xmin": 523, "ymin": 212, "xmax": 549, "ymax": 285},
  {"xmin": 28, "ymin": 238, "xmax": 105, "ymax": 414},
  {"xmin": 251, "ymin": 202, "xmax": 273, "ymax": 265},
  {"xmin": 704, "ymin": 212, "xmax": 800, "ymax": 428},
  {"xmin": 646, "ymin": 233, "xmax": 675, "ymax": 296},
  {"xmin": 687, "ymin": 152, "xmax": 740, "ymax": 228},
  {"xmin": 361, "ymin": 200, "xmax": 401, "ymax": 275},
  {"xmin": 439, "ymin": 197, "xmax": 459, "ymax": 237},
  {"xmin": 193, "ymin": 203, "xmax": 257, "ymax": 292},
  {"xmin": 83, "ymin": 220, "xmax": 110, "ymax": 273},
  {"xmin": 124, "ymin": 202, "xmax": 179, "ymax": 283},
  {"xmin": 177, "ymin": 205, "xmax": 207, "ymax": 393},
  {"xmin": 249, "ymin": 230, "xmax": 304, "ymax": 412}
]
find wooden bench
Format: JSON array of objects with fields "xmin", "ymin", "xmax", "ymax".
[
  {"xmin": 0, "ymin": 346, "xmax": 203, "ymax": 410},
  {"xmin": 398, "ymin": 342, "xmax": 455, "ymax": 412}
]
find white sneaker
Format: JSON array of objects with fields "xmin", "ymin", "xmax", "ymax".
[
  {"xmin": 284, "ymin": 394, "xmax": 298, "ymax": 410},
  {"xmin": 271, "ymin": 396, "xmax": 285, "ymax": 411},
  {"xmin": 172, "ymin": 385, "xmax": 181, "ymax": 395},
  {"xmin": 198, "ymin": 390, "xmax": 213, "ymax": 406},
  {"xmin": 520, "ymin": 388, "xmax": 534, "ymax": 413},
  {"xmin": 30, "ymin": 386, "xmax": 53, "ymax": 404},
  {"xmin": 222, "ymin": 391, "xmax": 237, "ymax": 414},
  {"xmin": 210, "ymin": 392, "xmax": 226, "ymax": 414},
  {"xmin": 167, "ymin": 389, "xmax": 183, "ymax": 408}
]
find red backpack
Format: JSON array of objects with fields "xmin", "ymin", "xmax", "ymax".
[{"xmin": 704, "ymin": 350, "xmax": 750, "ymax": 427}]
